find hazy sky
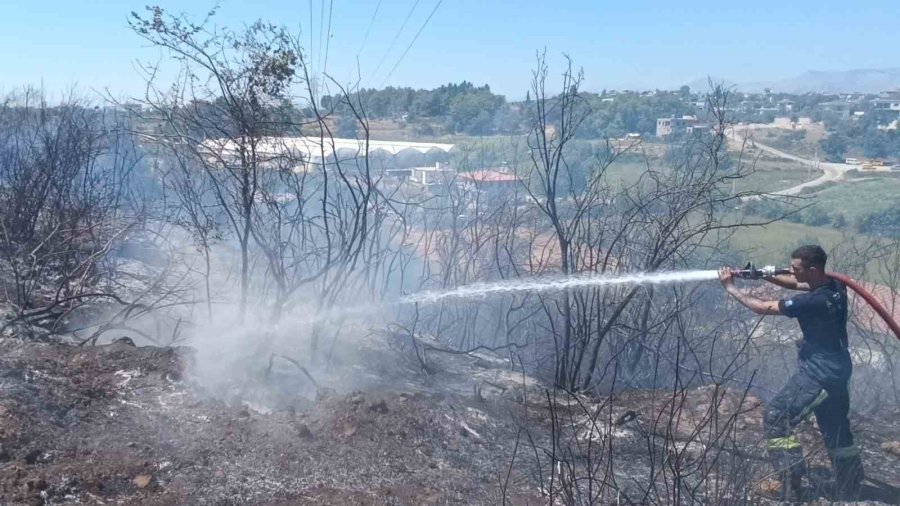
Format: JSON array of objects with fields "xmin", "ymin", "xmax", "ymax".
[{"xmin": 2, "ymin": 0, "xmax": 898, "ymax": 99}]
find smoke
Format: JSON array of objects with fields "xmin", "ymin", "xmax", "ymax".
[
  {"xmin": 185, "ymin": 301, "xmax": 384, "ymax": 402},
  {"xmin": 151, "ymin": 239, "xmax": 724, "ymax": 405},
  {"xmin": 105, "ymin": 225, "xmax": 898, "ymax": 414},
  {"xmin": 96, "ymin": 228, "xmax": 900, "ymax": 417},
  {"xmin": 89, "ymin": 224, "xmax": 394, "ymax": 408}
]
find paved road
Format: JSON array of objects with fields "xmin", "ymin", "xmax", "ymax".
[{"xmin": 728, "ymin": 125, "xmax": 854, "ymax": 197}]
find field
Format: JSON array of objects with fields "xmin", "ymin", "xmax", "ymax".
[
  {"xmin": 755, "ymin": 127, "xmax": 827, "ymax": 160},
  {"xmin": 727, "ymin": 218, "xmax": 851, "ymax": 263},
  {"xmin": 804, "ymin": 178, "xmax": 900, "ymax": 223},
  {"xmin": 737, "ymin": 159, "xmax": 822, "ymax": 193},
  {"xmin": 602, "ymin": 159, "xmax": 653, "ymax": 187},
  {"xmin": 600, "ymin": 148, "xmax": 822, "ymax": 193},
  {"xmin": 726, "ymin": 218, "xmax": 900, "ymax": 284}
]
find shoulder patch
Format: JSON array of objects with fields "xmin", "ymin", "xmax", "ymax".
[{"xmin": 785, "ymin": 299, "xmax": 794, "ymax": 307}]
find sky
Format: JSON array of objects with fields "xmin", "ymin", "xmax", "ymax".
[{"xmin": 1, "ymin": 0, "xmax": 898, "ymax": 100}]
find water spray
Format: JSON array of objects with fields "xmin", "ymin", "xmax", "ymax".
[
  {"xmin": 396, "ymin": 264, "xmax": 900, "ymax": 342},
  {"xmin": 398, "ymin": 264, "xmax": 790, "ymax": 306},
  {"xmin": 399, "ymin": 270, "xmax": 720, "ymax": 305}
]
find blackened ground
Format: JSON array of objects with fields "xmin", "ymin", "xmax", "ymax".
[{"xmin": 0, "ymin": 338, "xmax": 898, "ymax": 505}]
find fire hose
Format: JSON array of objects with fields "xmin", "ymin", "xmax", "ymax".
[
  {"xmin": 732, "ymin": 263, "xmax": 900, "ymax": 341},
  {"xmin": 826, "ymin": 271, "xmax": 900, "ymax": 342}
]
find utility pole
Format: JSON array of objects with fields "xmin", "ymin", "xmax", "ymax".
[{"xmin": 812, "ymin": 147, "xmax": 819, "ymax": 176}]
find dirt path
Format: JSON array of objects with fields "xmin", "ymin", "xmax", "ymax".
[{"xmin": 728, "ymin": 125, "xmax": 853, "ymax": 197}]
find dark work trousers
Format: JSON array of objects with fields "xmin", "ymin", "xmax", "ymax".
[{"xmin": 763, "ymin": 362, "xmax": 861, "ymax": 490}]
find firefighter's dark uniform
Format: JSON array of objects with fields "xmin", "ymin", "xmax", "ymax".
[{"xmin": 766, "ymin": 278, "xmax": 864, "ymax": 498}]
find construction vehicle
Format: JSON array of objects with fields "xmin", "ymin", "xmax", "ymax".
[{"xmin": 861, "ymin": 159, "xmax": 886, "ymax": 170}]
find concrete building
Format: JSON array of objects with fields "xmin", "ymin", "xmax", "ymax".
[
  {"xmin": 656, "ymin": 115, "xmax": 698, "ymax": 137},
  {"xmin": 686, "ymin": 124, "xmax": 711, "ymax": 136},
  {"xmin": 409, "ymin": 163, "xmax": 454, "ymax": 186},
  {"xmin": 608, "ymin": 133, "xmax": 642, "ymax": 153},
  {"xmin": 457, "ymin": 169, "xmax": 521, "ymax": 202},
  {"xmin": 777, "ymin": 99, "xmax": 795, "ymax": 112},
  {"xmin": 818, "ymin": 101, "xmax": 854, "ymax": 118},
  {"xmin": 873, "ymin": 91, "xmax": 900, "ymax": 112}
]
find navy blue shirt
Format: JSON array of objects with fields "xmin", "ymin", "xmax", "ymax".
[{"xmin": 778, "ymin": 278, "xmax": 849, "ymax": 355}]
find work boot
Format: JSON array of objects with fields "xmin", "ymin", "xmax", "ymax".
[
  {"xmin": 779, "ymin": 470, "xmax": 804, "ymax": 503},
  {"xmin": 832, "ymin": 454, "xmax": 864, "ymax": 501},
  {"xmin": 757, "ymin": 472, "xmax": 804, "ymax": 503},
  {"xmin": 766, "ymin": 446, "xmax": 806, "ymax": 502}
]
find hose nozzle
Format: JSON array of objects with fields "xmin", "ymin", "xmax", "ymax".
[{"xmin": 732, "ymin": 262, "xmax": 791, "ymax": 280}]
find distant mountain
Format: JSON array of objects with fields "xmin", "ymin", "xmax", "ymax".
[{"xmin": 685, "ymin": 69, "xmax": 900, "ymax": 94}]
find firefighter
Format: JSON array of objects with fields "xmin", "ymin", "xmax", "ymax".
[{"xmin": 719, "ymin": 245, "xmax": 864, "ymax": 501}]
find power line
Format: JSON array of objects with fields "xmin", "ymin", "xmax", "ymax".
[
  {"xmin": 381, "ymin": 0, "xmax": 444, "ymax": 86},
  {"xmin": 357, "ymin": 0, "xmax": 383, "ymax": 57},
  {"xmin": 318, "ymin": 0, "xmax": 326, "ymax": 77},
  {"xmin": 371, "ymin": 0, "xmax": 421, "ymax": 79},
  {"xmin": 323, "ymin": 0, "xmax": 334, "ymax": 75},
  {"xmin": 309, "ymin": 0, "xmax": 315, "ymax": 74}
]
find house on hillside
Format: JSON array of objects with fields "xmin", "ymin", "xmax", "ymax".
[
  {"xmin": 739, "ymin": 100, "xmax": 757, "ymax": 114},
  {"xmin": 818, "ymin": 100, "xmax": 855, "ymax": 117},
  {"xmin": 457, "ymin": 168, "xmax": 521, "ymax": 203},
  {"xmin": 408, "ymin": 163, "xmax": 454, "ymax": 186},
  {"xmin": 656, "ymin": 115, "xmax": 698, "ymax": 137},
  {"xmin": 873, "ymin": 91, "xmax": 900, "ymax": 112},
  {"xmin": 688, "ymin": 124, "xmax": 712, "ymax": 136},
  {"xmin": 610, "ymin": 133, "xmax": 642, "ymax": 152}
]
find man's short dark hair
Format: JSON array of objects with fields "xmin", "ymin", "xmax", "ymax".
[{"xmin": 791, "ymin": 244, "xmax": 827, "ymax": 269}]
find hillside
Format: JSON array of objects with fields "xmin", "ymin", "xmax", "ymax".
[
  {"xmin": 1, "ymin": 333, "xmax": 899, "ymax": 504},
  {"xmin": 689, "ymin": 69, "xmax": 900, "ymax": 94}
]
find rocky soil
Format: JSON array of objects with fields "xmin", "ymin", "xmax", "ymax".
[{"xmin": 0, "ymin": 335, "xmax": 898, "ymax": 505}]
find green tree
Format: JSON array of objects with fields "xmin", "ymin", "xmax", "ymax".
[
  {"xmin": 820, "ymin": 133, "xmax": 849, "ymax": 162},
  {"xmin": 832, "ymin": 213, "xmax": 847, "ymax": 229},
  {"xmin": 863, "ymin": 132, "xmax": 889, "ymax": 158},
  {"xmin": 859, "ymin": 207, "xmax": 900, "ymax": 237},
  {"xmin": 335, "ymin": 115, "xmax": 359, "ymax": 138},
  {"xmin": 446, "ymin": 86, "xmax": 505, "ymax": 135}
]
